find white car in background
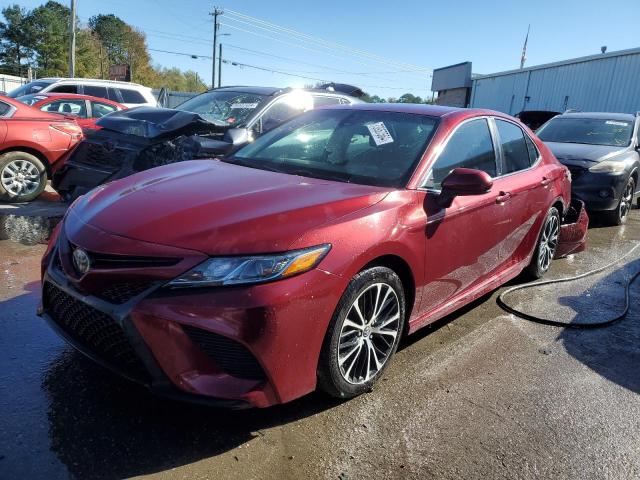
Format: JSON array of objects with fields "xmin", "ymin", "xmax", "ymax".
[{"xmin": 7, "ymin": 78, "xmax": 157, "ymax": 108}]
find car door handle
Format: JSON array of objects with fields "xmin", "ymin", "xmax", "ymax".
[
  {"xmin": 541, "ymin": 177, "xmax": 552, "ymax": 187},
  {"xmin": 495, "ymin": 191, "xmax": 512, "ymax": 204}
]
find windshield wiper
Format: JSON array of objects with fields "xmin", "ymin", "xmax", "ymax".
[
  {"xmin": 286, "ymin": 167, "xmax": 351, "ymax": 183},
  {"xmin": 224, "ymin": 157, "xmax": 287, "ymax": 173}
]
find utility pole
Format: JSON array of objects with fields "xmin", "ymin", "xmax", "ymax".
[
  {"xmin": 218, "ymin": 44, "xmax": 223, "ymax": 87},
  {"xmin": 68, "ymin": 0, "xmax": 77, "ymax": 77},
  {"xmin": 210, "ymin": 6, "xmax": 223, "ymax": 88}
]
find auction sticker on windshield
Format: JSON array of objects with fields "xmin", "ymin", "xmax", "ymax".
[
  {"xmin": 366, "ymin": 122, "xmax": 394, "ymax": 146},
  {"xmin": 230, "ymin": 103, "xmax": 259, "ymax": 109},
  {"xmin": 605, "ymin": 121, "xmax": 629, "ymax": 127}
]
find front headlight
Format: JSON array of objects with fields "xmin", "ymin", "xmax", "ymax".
[
  {"xmin": 588, "ymin": 160, "xmax": 627, "ymax": 174},
  {"xmin": 168, "ymin": 244, "xmax": 331, "ymax": 288}
]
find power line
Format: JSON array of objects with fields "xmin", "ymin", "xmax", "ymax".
[
  {"xmin": 224, "ymin": 44, "xmax": 429, "ymax": 77},
  {"xmin": 147, "ymin": 47, "xmax": 425, "ymax": 91},
  {"xmin": 148, "ymin": 47, "xmax": 211, "ymax": 59},
  {"xmin": 220, "ymin": 21, "xmax": 429, "ymax": 84},
  {"xmin": 223, "ymin": 9, "xmax": 431, "ymax": 73},
  {"xmin": 221, "ymin": 58, "xmax": 425, "ymax": 91}
]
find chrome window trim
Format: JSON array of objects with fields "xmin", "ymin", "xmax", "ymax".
[
  {"xmin": 417, "ymin": 115, "xmax": 542, "ymax": 191},
  {"xmin": 417, "ymin": 115, "xmax": 498, "ymax": 191},
  {"xmin": 492, "ymin": 117, "xmax": 542, "ymax": 179}
]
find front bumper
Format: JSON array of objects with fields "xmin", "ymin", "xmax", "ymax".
[
  {"xmin": 565, "ymin": 167, "xmax": 629, "ymax": 211},
  {"xmin": 39, "ymin": 223, "xmax": 345, "ymax": 408},
  {"xmin": 52, "ymin": 161, "xmax": 117, "ymax": 198}
]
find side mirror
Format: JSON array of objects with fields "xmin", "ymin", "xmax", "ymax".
[
  {"xmin": 197, "ymin": 128, "xmax": 252, "ymax": 158},
  {"xmin": 437, "ymin": 168, "xmax": 493, "ymax": 207},
  {"xmin": 224, "ymin": 127, "xmax": 251, "ymax": 146}
]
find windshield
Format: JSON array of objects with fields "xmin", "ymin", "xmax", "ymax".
[
  {"xmin": 16, "ymin": 94, "xmax": 47, "ymax": 106},
  {"xmin": 7, "ymin": 80, "xmax": 53, "ymax": 98},
  {"xmin": 537, "ymin": 117, "xmax": 634, "ymax": 147},
  {"xmin": 225, "ymin": 109, "xmax": 439, "ymax": 188},
  {"xmin": 176, "ymin": 90, "xmax": 266, "ymax": 126}
]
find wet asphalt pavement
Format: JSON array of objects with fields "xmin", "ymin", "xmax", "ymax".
[{"xmin": 1, "ymin": 202, "xmax": 640, "ymax": 479}]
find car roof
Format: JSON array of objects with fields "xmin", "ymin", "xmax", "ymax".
[
  {"xmin": 319, "ymin": 102, "xmax": 473, "ymax": 117},
  {"xmin": 33, "ymin": 93, "xmax": 121, "ymax": 103},
  {"xmin": 38, "ymin": 77, "xmax": 146, "ymax": 88},
  {"xmin": 212, "ymin": 86, "xmax": 283, "ymax": 96},
  {"xmin": 556, "ymin": 111, "xmax": 637, "ymax": 122},
  {"xmin": 210, "ymin": 85, "xmax": 363, "ymax": 100}
]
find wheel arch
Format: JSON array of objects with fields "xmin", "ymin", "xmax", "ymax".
[{"xmin": 360, "ymin": 254, "xmax": 417, "ymax": 323}]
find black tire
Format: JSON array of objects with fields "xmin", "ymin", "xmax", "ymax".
[
  {"xmin": 318, "ymin": 266, "xmax": 406, "ymax": 399},
  {"xmin": 527, "ymin": 206, "xmax": 560, "ymax": 279},
  {"xmin": 602, "ymin": 176, "xmax": 634, "ymax": 226},
  {"xmin": 0, "ymin": 151, "xmax": 47, "ymax": 203}
]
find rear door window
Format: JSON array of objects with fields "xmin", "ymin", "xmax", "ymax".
[
  {"xmin": 313, "ymin": 95, "xmax": 342, "ymax": 107},
  {"xmin": 495, "ymin": 119, "xmax": 531, "ymax": 174},
  {"xmin": 49, "ymin": 84, "xmax": 78, "ymax": 94},
  {"xmin": 524, "ymin": 135, "xmax": 539, "ymax": 165},
  {"xmin": 41, "ymin": 99, "xmax": 88, "ymax": 118},
  {"xmin": 107, "ymin": 87, "xmax": 121, "ymax": 102},
  {"xmin": 0, "ymin": 101, "xmax": 10, "ymax": 116},
  {"xmin": 91, "ymin": 101, "xmax": 118, "ymax": 118},
  {"xmin": 424, "ymin": 118, "xmax": 497, "ymax": 189},
  {"xmin": 83, "ymin": 85, "xmax": 109, "ymax": 100},
  {"xmin": 117, "ymin": 89, "xmax": 146, "ymax": 104}
]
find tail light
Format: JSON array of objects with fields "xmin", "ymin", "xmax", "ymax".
[{"xmin": 51, "ymin": 122, "xmax": 83, "ymax": 142}]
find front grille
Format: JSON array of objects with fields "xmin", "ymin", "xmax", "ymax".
[
  {"xmin": 96, "ymin": 281, "xmax": 154, "ymax": 304},
  {"xmin": 74, "ymin": 141, "xmax": 123, "ymax": 169},
  {"xmin": 89, "ymin": 252, "xmax": 181, "ymax": 269},
  {"xmin": 182, "ymin": 325, "xmax": 266, "ymax": 381},
  {"xmin": 43, "ymin": 282, "xmax": 149, "ymax": 382}
]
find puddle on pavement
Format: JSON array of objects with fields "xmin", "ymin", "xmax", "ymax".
[{"xmin": 0, "ymin": 214, "xmax": 63, "ymax": 246}]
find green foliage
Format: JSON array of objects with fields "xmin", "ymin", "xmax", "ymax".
[
  {"xmin": 0, "ymin": 4, "xmax": 34, "ymax": 75},
  {"xmin": 0, "ymin": 1, "xmax": 206, "ymax": 92},
  {"xmin": 362, "ymin": 91, "xmax": 434, "ymax": 104}
]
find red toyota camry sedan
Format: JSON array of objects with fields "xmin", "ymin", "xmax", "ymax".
[{"xmin": 39, "ymin": 104, "xmax": 588, "ymax": 408}]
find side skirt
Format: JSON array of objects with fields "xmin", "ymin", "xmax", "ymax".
[{"xmin": 407, "ymin": 260, "xmax": 527, "ymax": 334}]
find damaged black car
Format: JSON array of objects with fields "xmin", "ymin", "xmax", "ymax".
[{"xmin": 52, "ymin": 84, "xmax": 364, "ymax": 200}]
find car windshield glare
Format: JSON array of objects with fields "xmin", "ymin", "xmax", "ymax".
[
  {"xmin": 16, "ymin": 94, "xmax": 47, "ymax": 106},
  {"xmin": 537, "ymin": 117, "xmax": 633, "ymax": 147},
  {"xmin": 176, "ymin": 90, "xmax": 266, "ymax": 126},
  {"xmin": 7, "ymin": 80, "xmax": 53, "ymax": 98},
  {"xmin": 225, "ymin": 109, "xmax": 438, "ymax": 188}
]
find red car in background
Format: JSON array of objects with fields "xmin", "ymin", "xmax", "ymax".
[
  {"xmin": 0, "ymin": 95, "xmax": 83, "ymax": 202},
  {"xmin": 15, "ymin": 93, "xmax": 125, "ymax": 130},
  {"xmin": 40, "ymin": 104, "xmax": 588, "ymax": 408}
]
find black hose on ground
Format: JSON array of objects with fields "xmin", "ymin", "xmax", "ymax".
[{"xmin": 497, "ymin": 243, "xmax": 640, "ymax": 329}]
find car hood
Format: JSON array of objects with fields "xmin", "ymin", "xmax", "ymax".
[
  {"xmin": 70, "ymin": 160, "xmax": 390, "ymax": 254},
  {"xmin": 95, "ymin": 106, "xmax": 228, "ymax": 139},
  {"xmin": 545, "ymin": 141, "xmax": 626, "ymax": 165}
]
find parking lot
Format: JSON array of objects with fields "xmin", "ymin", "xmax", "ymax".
[{"xmin": 1, "ymin": 201, "xmax": 639, "ymax": 479}]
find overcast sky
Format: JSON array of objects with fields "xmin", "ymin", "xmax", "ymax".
[{"xmin": 11, "ymin": 0, "xmax": 640, "ymax": 97}]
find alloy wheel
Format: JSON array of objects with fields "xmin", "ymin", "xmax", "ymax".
[
  {"xmin": 538, "ymin": 214, "xmax": 559, "ymax": 272},
  {"xmin": 619, "ymin": 180, "xmax": 634, "ymax": 221},
  {"xmin": 1, "ymin": 159, "xmax": 41, "ymax": 197},
  {"xmin": 337, "ymin": 283, "xmax": 401, "ymax": 384}
]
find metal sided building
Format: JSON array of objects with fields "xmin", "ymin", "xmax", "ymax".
[{"xmin": 469, "ymin": 47, "xmax": 640, "ymax": 115}]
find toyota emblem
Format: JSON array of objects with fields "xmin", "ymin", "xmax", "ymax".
[{"xmin": 72, "ymin": 248, "xmax": 91, "ymax": 275}]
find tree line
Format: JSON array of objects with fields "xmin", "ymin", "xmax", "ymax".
[{"xmin": 0, "ymin": 1, "xmax": 208, "ymax": 92}]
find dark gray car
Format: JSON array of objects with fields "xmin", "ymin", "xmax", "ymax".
[
  {"xmin": 537, "ymin": 111, "xmax": 640, "ymax": 225},
  {"xmin": 53, "ymin": 84, "xmax": 364, "ymax": 201}
]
